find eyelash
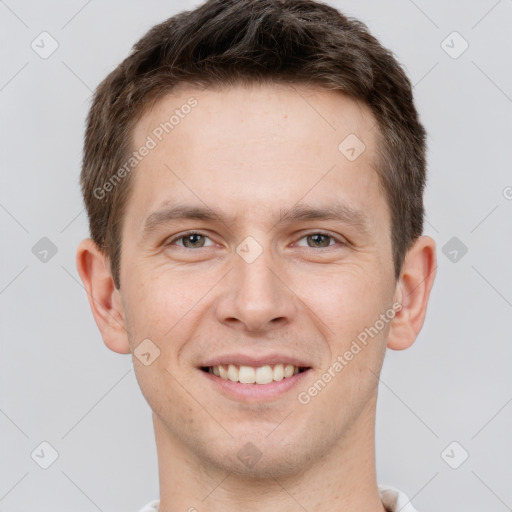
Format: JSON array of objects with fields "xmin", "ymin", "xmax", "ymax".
[{"xmin": 166, "ymin": 231, "xmax": 347, "ymax": 250}]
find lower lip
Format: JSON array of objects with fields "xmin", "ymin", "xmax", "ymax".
[{"xmin": 200, "ymin": 368, "xmax": 312, "ymax": 402}]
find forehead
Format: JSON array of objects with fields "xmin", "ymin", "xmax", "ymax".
[
  {"xmin": 126, "ymin": 82, "xmax": 388, "ymax": 236},
  {"xmin": 134, "ymin": 82, "xmax": 378, "ymax": 156}
]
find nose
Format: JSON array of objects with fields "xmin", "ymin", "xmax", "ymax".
[{"xmin": 214, "ymin": 244, "xmax": 296, "ymax": 333}]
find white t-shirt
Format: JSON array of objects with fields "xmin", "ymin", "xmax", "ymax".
[{"xmin": 137, "ymin": 485, "xmax": 421, "ymax": 511}]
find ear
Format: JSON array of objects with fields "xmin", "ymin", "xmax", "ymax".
[
  {"xmin": 387, "ymin": 235, "xmax": 437, "ymax": 351},
  {"xmin": 76, "ymin": 238, "xmax": 131, "ymax": 354}
]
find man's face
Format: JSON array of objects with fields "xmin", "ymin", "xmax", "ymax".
[{"xmin": 118, "ymin": 83, "xmax": 398, "ymax": 477}]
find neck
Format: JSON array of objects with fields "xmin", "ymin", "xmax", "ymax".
[{"xmin": 153, "ymin": 393, "xmax": 386, "ymax": 512}]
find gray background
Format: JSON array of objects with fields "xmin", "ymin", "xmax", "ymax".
[{"xmin": 1, "ymin": 0, "xmax": 511, "ymax": 511}]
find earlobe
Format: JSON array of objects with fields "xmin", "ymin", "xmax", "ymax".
[
  {"xmin": 386, "ymin": 235, "xmax": 437, "ymax": 351},
  {"xmin": 75, "ymin": 238, "xmax": 131, "ymax": 355}
]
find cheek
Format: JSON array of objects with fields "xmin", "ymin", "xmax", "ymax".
[
  {"xmin": 123, "ymin": 272, "xmax": 198, "ymax": 412},
  {"xmin": 307, "ymin": 271, "xmax": 392, "ymax": 406},
  {"xmin": 122, "ymin": 264, "xmax": 199, "ymax": 339},
  {"xmin": 303, "ymin": 278, "xmax": 389, "ymax": 428},
  {"xmin": 121, "ymin": 265, "xmax": 217, "ymax": 398},
  {"xmin": 132, "ymin": 357, "xmax": 199, "ymax": 439},
  {"xmin": 301, "ymin": 267, "xmax": 389, "ymax": 340}
]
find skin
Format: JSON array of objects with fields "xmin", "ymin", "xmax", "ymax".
[{"xmin": 77, "ymin": 82, "xmax": 436, "ymax": 511}]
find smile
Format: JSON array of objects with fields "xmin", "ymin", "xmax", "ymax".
[
  {"xmin": 201, "ymin": 364, "xmax": 309, "ymax": 384},
  {"xmin": 199, "ymin": 364, "xmax": 312, "ymax": 402}
]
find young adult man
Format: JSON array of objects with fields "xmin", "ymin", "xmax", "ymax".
[{"xmin": 76, "ymin": 1, "xmax": 437, "ymax": 510}]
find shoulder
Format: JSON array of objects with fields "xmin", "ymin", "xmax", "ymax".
[
  {"xmin": 136, "ymin": 499, "xmax": 160, "ymax": 512},
  {"xmin": 379, "ymin": 484, "xmax": 423, "ymax": 512},
  {"xmin": 138, "ymin": 489, "xmax": 422, "ymax": 512}
]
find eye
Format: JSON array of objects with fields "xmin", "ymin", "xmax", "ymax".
[
  {"xmin": 165, "ymin": 231, "xmax": 346, "ymax": 250},
  {"xmin": 167, "ymin": 232, "xmax": 215, "ymax": 249},
  {"xmin": 294, "ymin": 232, "xmax": 345, "ymax": 249}
]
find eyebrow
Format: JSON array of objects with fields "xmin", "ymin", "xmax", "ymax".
[{"xmin": 141, "ymin": 201, "xmax": 371, "ymax": 237}]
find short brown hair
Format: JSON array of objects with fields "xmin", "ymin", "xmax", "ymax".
[{"xmin": 81, "ymin": 0, "xmax": 427, "ymax": 290}]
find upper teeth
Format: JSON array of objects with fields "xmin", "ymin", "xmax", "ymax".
[{"xmin": 208, "ymin": 364, "xmax": 301, "ymax": 384}]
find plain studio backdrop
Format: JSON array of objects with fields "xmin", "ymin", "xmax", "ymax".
[{"xmin": 1, "ymin": 1, "xmax": 511, "ymax": 511}]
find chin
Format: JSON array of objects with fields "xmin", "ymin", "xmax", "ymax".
[
  {"xmin": 221, "ymin": 448, "xmax": 311, "ymax": 480},
  {"xmin": 194, "ymin": 430, "xmax": 319, "ymax": 480}
]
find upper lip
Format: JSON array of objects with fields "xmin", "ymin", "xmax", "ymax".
[{"xmin": 199, "ymin": 353, "xmax": 311, "ymax": 368}]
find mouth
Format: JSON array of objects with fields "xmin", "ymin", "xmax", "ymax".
[
  {"xmin": 198, "ymin": 363, "xmax": 313, "ymax": 401},
  {"xmin": 200, "ymin": 364, "xmax": 310, "ymax": 384}
]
